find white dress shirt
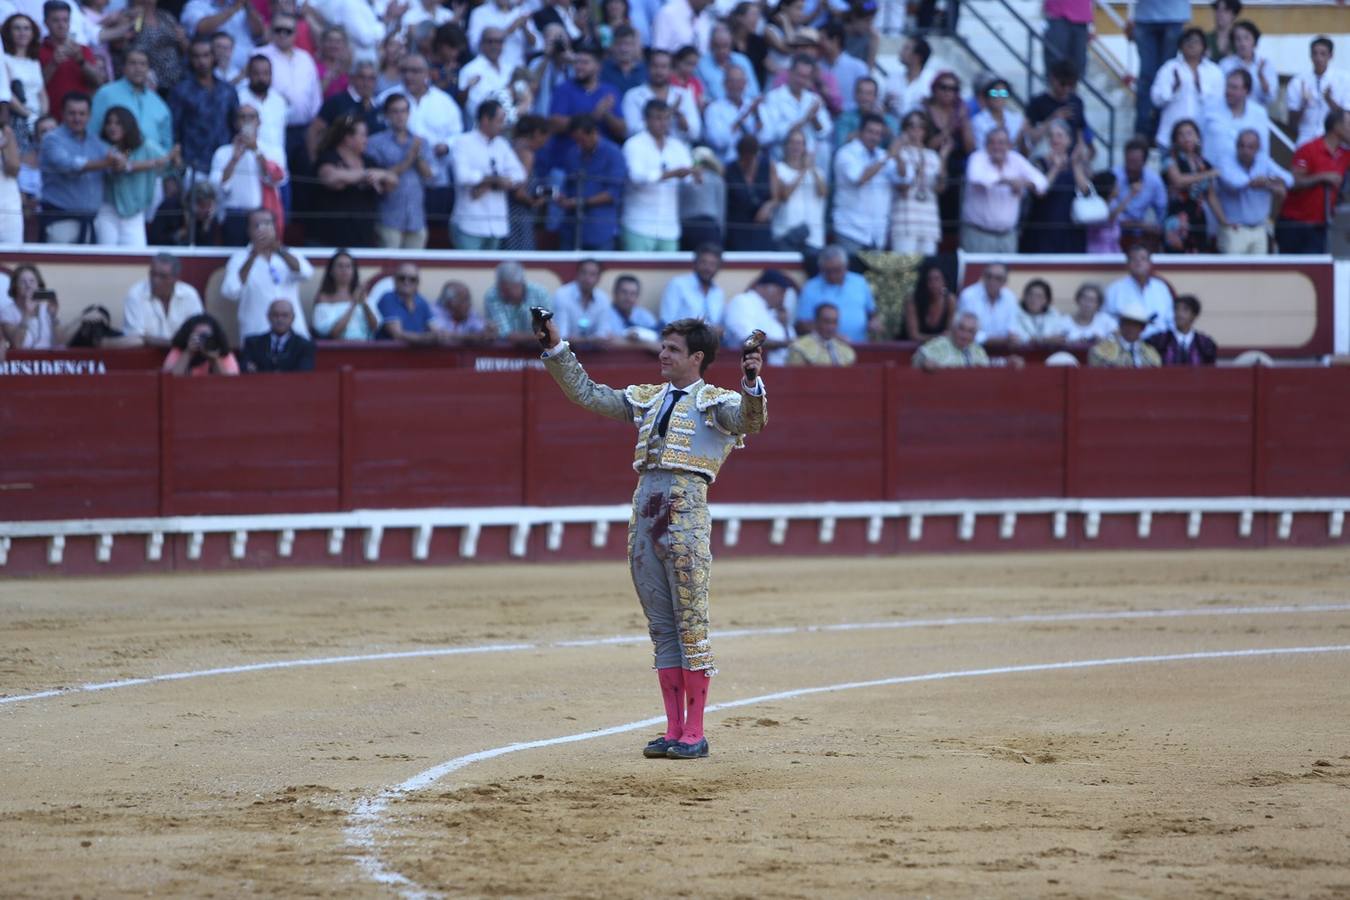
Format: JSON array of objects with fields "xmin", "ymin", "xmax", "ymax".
[
  {"xmin": 884, "ymin": 61, "xmax": 939, "ymax": 117},
  {"xmin": 651, "ymin": 0, "xmax": 713, "ymax": 54},
  {"xmin": 209, "ymin": 140, "xmax": 288, "ymax": 211},
  {"xmin": 1219, "ymin": 53, "xmax": 1277, "ymax": 107},
  {"xmin": 761, "ymin": 83, "xmax": 832, "ymax": 153},
  {"xmin": 459, "ymin": 54, "xmax": 511, "ymax": 120},
  {"xmin": 452, "ymin": 128, "xmax": 527, "ymax": 238},
  {"xmin": 307, "ymin": 0, "xmax": 384, "ymax": 63},
  {"xmin": 1285, "ymin": 67, "xmax": 1350, "ymax": 148},
  {"xmin": 1063, "ymin": 310, "xmax": 1118, "ymax": 343},
  {"xmin": 1104, "ymin": 274, "xmax": 1174, "ymax": 339},
  {"xmin": 621, "ymin": 83, "xmax": 701, "ymax": 142},
  {"xmin": 703, "ymin": 95, "xmax": 763, "ymax": 162},
  {"xmin": 723, "ymin": 289, "xmax": 790, "ymax": 364},
  {"xmin": 467, "ymin": 2, "xmax": 535, "ymax": 74},
  {"xmin": 379, "ymin": 84, "xmax": 463, "ymax": 187},
  {"xmin": 121, "ymin": 278, "xmax": 205, "ymax": 342},
  {"xmin": 257, "ymin": 45, "xmax": 322, "ymax": 126},
  {"xmin": 552, "ymin": 282, "xmax": 616, "ymax": 340},
  {"xmin": 1150, "ymin": 55, "xmax": 1225, "ymax": 150},
  {"xmin": 220, "ymin": 247, "xmax": 315, "ymax": 339},
  {"xmin": 182, "ymin": 0, "xmax": 256, "ymax": 69},
  {"xmin": 1203, "ymin": 100, "xmax": 1271, "ymax": 160},
  {"xmin": 831, "ymin": 139, "xmax": 908, "ymax": 248},
  {"xmin": 956, "ymin": 282, "xmax": 1019, "ymax": 342},
  {"xmin": 236, "ymin": 86, "xmax": 289, "ymax": 163},
  {"xmin": 660, "ymin": 272, "xmax": 725, "ymax": 326},
  {"xmin": 622, "ymin": 130, "xmax": 693, "ymax": 242}
]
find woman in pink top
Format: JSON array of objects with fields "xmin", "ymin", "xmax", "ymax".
[{"xmin": 162, "ymin": 314, "xmax": 240, "ymax": 376}]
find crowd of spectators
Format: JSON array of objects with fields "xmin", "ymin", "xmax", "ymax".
[{"xmin": 0, "ymin": 0, "xmax": 1343, "ymax": 254}]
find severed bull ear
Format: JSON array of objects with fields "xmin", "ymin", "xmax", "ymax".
[
  {"xmin": 742, "ymin": 329, "xmax": 767, "ymax": 355},
  {"xmin": 530, "ymin": 307, "xmax": 553, "ymax": 329}
]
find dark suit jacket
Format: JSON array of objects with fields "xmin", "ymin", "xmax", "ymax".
[
  {"xmin": 241, "ymin": 332, "xmax": 316, "ymax": 373},
  {"xmin": 1147, "ymin": 330, "xmax": 1218, "ymax": 366}
]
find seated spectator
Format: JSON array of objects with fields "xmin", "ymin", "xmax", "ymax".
[
  {"xmin": 431, "ymin": 280, "xmax": 491, "ymax": 341},
  {"xmin": 40, "ymin": 92, "xmax": 118, "ymax": 243},
  {"xmin": 90, "ymin": 50, "xmax": 172, "ymax": 154},
  {"xmin": 833, "ymin": 76, "xmax": 896, "ymax": 150},
  {"xmin": 1111, "ymin": 137, "xmax": 1168, "ymax": 249},
  {"xmin": 170, "ymin": 37, "xmax": 240, "ymax": 183},
  {"xmin": 1105, "ymin": 245, "xmax": 1174, "ymax": 338},
  {"xmin": 704, "ymin": 65, "xmax": 766, "ymax": 165},
  {"xmin": 221, "ymin": 208, "xmax": 314, "ymax": 338},
  {"xmin": 66, "ymin": 304, "xmax": 131, "ymax": 348},
  {"xmin": 1204, "ymin": 68, "xmax": 1270, "ymax": 159},
  {"xmin": 832, "ymin": 112, "xmax": 905, "ymax": 253},
  {"xmin": 622, "ymin": 99, "xmax": 694, "ymax": 251},
  {"xmin": 1150, "ymin": 28, "xmax": 1224, "ymax": 152},
  {"xmin": 162, "ymin": 313, "xmax": 240, "ymax": 376},
  {"xmin": 0, "ymin": 264, "xmax": 67, "ymax": 348},
  {"xmin": 787, "ymin": 301, "xmax": 856, "ymax": 366},
  {"xmin": 724, "ymin": 134, "xmax": 775, "ymax": 251},
  {"xmin": 1162, "ymin": 119, "xmax": 1220, "ymax": 252},
  {"xmin": 1024, "ymin": 60, "xmax": 1091, "ymax": 152},
  {"xmin": 39, "ymin": 1, "xmax": 106, "ymax": 115},
  {"xmin": 1277, "ymin": 108, "xmax": 1350, "ymax": 255},
  {"xmin": 620, "ymin": 49, "xmax": 700, "ymax": 143},
  {"xmin": 723, "ymin": 268, "xmax": 796, "ymax": 364},
  {"xmin": 1085, "ymin": 169, "xmax": 1122, "ymax": 253},
  {"xmin": 95, "ymin": 105, "xmax": 172, "ymax": 247},
  {"xmin": 1147, "ymin": 293, "xmax": 1217, "ymax": 365},
  {"xmin": 559, "ymin": 114, "xmax": 626, "ymax": 251},
  {"xmin": 242, "ymin": 299, "xmax": 316, "ymax": 372},
  {"xmin": 770, "ymin": 127, "xmax": 827, "ymax": 252},
  {"xmin": 1023, "ymin": 120, "xmax": 1089, "ymax": 254},
  {"xmin": 913, "ymin": 311, "xmax": 989, "ymax": 370},
  {"xmin": 313, "ymin": 113, "xmax": 395, "ymax": 248},
  {"xmin": 1010, "ymin": 278, "xmax": 1070, "ymax": 345},
  {"xmin": 211, "ymin": 103, "xmax": 287, "ymax": 246},
  {"xmin": 121, "ymin": 253, "xmax": 205, "ymax": 347},
  {"xmin": 699, "ymin": 23, "xmax": 759, "ymax": 104},
  {"xmin": 1219, "ymin": 20, "xmax": 1275, "ymax": 106},
  {"xmin": 955, "ymin": 262, "xmax": 1017, "ymax": 343},
  {"xmin": 311, "ymin": 250, "xmax": 379, "ymax": 340},
  {"xmin": 961, "ymin": 127, "xmax": 1047, "ymax": 253},
  {"xmin": 1088, "ymin": 300, "xmax": 1162, "ymax": 368},
  {"xmin": 603, "ymin": 273, "xmax": 659, "ymax": 341},
  {"xmin": 377, "ymin": 262, "xmax": 437, "ymax": 345},
  {"xmin": 452, "ymin": 99, "xmax": 525, "ymax": 250},
  {"xmin": 761, "ymin": 53, "xmax": 832, "ymax": 156},
  {"xmin": 1063, "ymin": 283, "xmax": 1117, "ymax": 343},
  {"xmin": 485, "ymin": 260, "xmax": 551, "ymax": 344},
  {"xmin": 552, "ymin": 258, "xmax": 615, "ymax": 341},
  {"xmin": 970, "ymin": 77, "xmax": 1023, "ymax": 151},
  {"xmin": 795, "ymin": 244, "xmax": 878, "ymax": 342},
  {"xmin": 366, "ymin": 92, "xmax": 433, "ymax": 249},
  {"xmin": 1216, "ymin": 128, "xmax": 1290, "ymax": 255},
  {"xmin": 660, "ymin": 242, "xmax": 724, "ymax": 326},
  {"xmin": 905, "ymin": 261, "xmax": 956, "ymax": 342}
]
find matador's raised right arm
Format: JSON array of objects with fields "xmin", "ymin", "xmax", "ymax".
[{"xmin": 542, "ymin": 342, "xmax": 634, "ymax": 425}]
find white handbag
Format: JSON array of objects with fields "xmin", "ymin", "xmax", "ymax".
[{"xmin": 1071, "ymin": 187, "xmax": 1110, "ymax": 226}]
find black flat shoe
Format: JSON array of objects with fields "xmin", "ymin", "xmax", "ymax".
[
  {"xmin": 643, "ymin": 736, "xmax": 677, "ymax": 758},
  {"xmin": 665, "ymin": 737, "xmax": 710, "ymax": 759}
]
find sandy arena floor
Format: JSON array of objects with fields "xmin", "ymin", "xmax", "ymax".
[{"xmin": 2, "ymin": 550, "xmax": 1350, "ymax": 899}]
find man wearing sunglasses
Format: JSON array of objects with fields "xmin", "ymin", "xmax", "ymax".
[
  {"xmin": 377, "ymin": 262, "xmax": 439, "ymax": 345},
  {"xmin": 258, "ymin": 13, "xmax": 321, "ymax": 170}
]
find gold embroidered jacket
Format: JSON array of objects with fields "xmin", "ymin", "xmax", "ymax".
[{"xmin": 543, "ymin": 343, "xmax": 768, "ymax": 481}]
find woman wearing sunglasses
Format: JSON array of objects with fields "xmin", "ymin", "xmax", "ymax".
[{"xmin": 971, "ymin": 77, "xmax": 1024, "ymax": 152}]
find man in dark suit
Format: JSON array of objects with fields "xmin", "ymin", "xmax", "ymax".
[
  {"xmin": 1147, "ymin": 293, "xmax": 1218, "ymax": 366},
  {"xmin": 242, "ymin": 300, "xmax": 316, "ymax": 372}
]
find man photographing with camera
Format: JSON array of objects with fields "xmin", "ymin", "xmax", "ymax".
[{"xmin": 535, "ymin": 307, "xmax": 767, "ymax": 760}]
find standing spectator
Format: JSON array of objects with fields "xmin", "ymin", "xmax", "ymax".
[
  {"xmin": 311, "ymin": 61, "xmax": 383, "ymax": 162},
  {"xmin": 970, "ymin": 78, "xmax": 1024, "ymax": 151},
  {"xmin": 600, "ymin": 25, "xmax": 646, "ymax": 95},
  {"xmin": 1127, "ymin": 0, "xmax": 1191, "ymax": 139},
  {"xmin": 1086, "ymin": 170, "xmax": 1123, "ymax": 253},
  {"xmin": 787, "ymin": 301, "xmax": 856, "ymax": 366},
  {"xmin": 237, "ymin": 55, "xmax": 288, "ymax": 170},
  {"xmin": 704, "ymin": 65, "xmax": 765, "ymax": 163},
  {"xmin": 162, "ymin": 313, "xmax": 240, "ymax": 375},
  {"xmin": 95, "ymin": 105, "xmax": 171, "ymax": 246},
  {"xmin": 384, "ymin": 54, "xmax": 463, "ymax": 236},
  {"xmin": 678, "ymin": 145, "xmax": 724, "ymax": 249},
  {"xmin": 4, "ymin": 14, "xmax": 47, "ymax": 140},
  {"xmin": 1043, "ymin": 0, "xmax": 1090, "ymax": 79},
  {"xmin": 833, "ymin": 77, "xmax": 898, "ymax": 151},
  {"xmin": 651, "ymin": 0, "xmax": 712, "ymax": 55},
  {"xmin": 1010, "ymin": 278, "xmax": 1070, "ymax": 346},
  {"xmin": 548, "ymin": 44, "xmax": 625, "ymax": 156},
  {"xmin": 90, "ymin": 49, "xmax": 170, "ymax": 153},
  {"xmin": 660, "ymin": 241, "xmax": 724, "ymax": 325},
  {"xmin": 1025, "ymin": 61, "xmax": 1091, "ymax": 152},
  {"xmin": 603, "ymin": 273, "xmax": 659, "ymax": 339},
  {"xmin": 912, "ymin": 311, "xmax": 990, "ymax": 370},
  {"xmin": 183, "ymin": 0, "xmax": 262, "ymax": 72},
  {"xmin": 1063, "ymin": 283, "xmax": 1116, "ymax": 343},
  {"xmin": 883, "ymin": 35, "xmax": 937, "ymax": 119},
  {"xmin": 1148, "ymin": 293, "xmax": 1217, "ymax": 364},
  {"xmin": 39, "ymin": 92, "xmax": 117, "ymax": 243},
  {"xmin": 552, "ymin": 258, "xmax": 615, "ymax": 341},
  {"xmin": 367, "ymin": 92, "xmax": 433, "ymax": 249},
  {"xmin": 120, "ymin": 253, "xmax": 203, "ymax": 346},
  {"xmin": 376, "ymin": 262, "xmax": 438, "ymax": 346},
  {"xmin": 1105, "ymin": 245, "xmax": 1173, "ymax": 338},
  {"xmin": 484, "ymin": 259, "xmax": 550, "ymax": 344},
  {"xmin": 1151, "ymin": 28, "xmax": 1225, "ymax": 152},
  {"xmin": 0, "ymin": 264, "xmax": 61, "ymax": 348},
  {"xmin": 316, "ymin": 27, "xmax": 352, "ymax": 99},
  {"xmin": 770, "ymin": 126, "xmax": 826, "ymax": 251},
  {"xmin": 307, "ymin": 0, "xmax": 391, "ymax": 67},
  {"xmin": 621, "ymin": 98, "xmax": 693, "ymax": 251},
  {"xmin": 467, "ymin": 0, "xmax": 536, "ymax": 76},
  {"xmin": 258, "ymin": 12, "xmax": 321, "ymax": 171},
  {"xmin": 961, "ymin": 127, "xmax": 1048, "ymax": 253},
  {"xmin": 832, "ymin": 113, "xmax": 906, "ymax": 252},
  {"xmin": 0, "ymin": 103, "xmax": 21, "ymax": 244},
  {"xmin": 241, "ymin": 299, "xmax": 316, "ymax": 371},
  {"xmin": 924, "ymin": 72, "xmax": 975, "ymax": 244},
  {"xmin": 220, "ymin": 207, "xmax": 314, "ymax": 338},
  {"xmin": 818, "ymin": 22, "xmax": 867, "ymax": 112},
  {"xmin": 769, "ymin": 30, "xmax": 843, "ymax": 115},
  {"xmin": 39, "ymin": 1, "xmax": 105, "ymax": 115},
  {"xmin": 889, "ymin": 110, "xmax": 944, "ymax": 255},
  {"xmin": 430, "ymin": 280, "xmax": 491, "ymax": 342},
  {"xmin": 724, "ymin": 134, "xmax": 775, "ymax": 251},
  {"xmin": 212, "ymin": 31, "xmax": 242, "ymax": 83},
  {"xmin": 955, "ymin": 262, "xmax": 1017, "ymax": 342},
  {"xmin": 1088, "ymin": 300, "xmax": 1162, "ymax": 367},
  {"xmin": 904, "ymin": 261, "xmax": 956, "ymax": 342},
  {"xmin": 1207, "ymin": 0, "xmax": 1240, "ymax": 62},
  {"xmin": 452, "ymin": 98, "xmax": 526, "ymax": 249},
  {"xmin": 1277, "ymin": 109, "xmax": 1350, "ymax": 254},
  {"xmin": 311, "ymin": 250, "xmax": 379, "ymax": 340},
  {"xmin": 1285, "ymin": 37, "xmax": 1350, "ymax": 150},
  {"xmin": 313, "ymin": 113, "xmax": 395, "ymax": 247},
  {"xmin": 698, "ymin": 23, "xmax": 758, "ymax": 104},
  {"xmin": 559, "ymin": 114, "xmax": 625, "ymax": 251},
  {"xmin": 1215, "ymin": 128, "xmax": 1289, "ymax": 255},
  {"xmin": 1162, "ymin": 119, "xmax": 1220, "ymax": 252},
  {"xmin": 171, "ymin": 37, "xmax": 238, "ymax": 183},
  {"xmin": 505, "ymin": 115, "xmax": 550, "ymax": 251},
  {"xmin": 1219, "ymin": 20, "xmax": 1274, "ymax": 108},
  {"xmin": 121, "ymin": 0, "xmax": 188, "ymax": 92},
  {"xmin": 459, "ymin": 26, "xmax": 511, "ymax": 120},
  {"xmin": 1111, "ymin": 136, "xmax": 1168, "ymax": 247},
  {"xmin": 621, "ymin": 49, "xmax": 701, "ymax": 142},
  {"xmin": 670, "ymin": 45, "xmax": 707, "ymax": 111},
  {"xmin": 211, "ymin": 104, "xmax": 287, "ymax": 245},
  {"xmin": 1023, "ymin": 119, "xmax": 1089, "ymax": 253},
  {"xmin": 761, "ymin": 53, "xmax": 831, "ymax": 155},
  {"xmin": 795, "ymin": 244, "xmax": 878, "ymax": 342},
  {"xmin": 723, "ymin": 268, "xmax": 795, "ymax": 364},
  {"xmin": 1204, "ymin": 69, "xmax": 1270, "ymax": 158}
]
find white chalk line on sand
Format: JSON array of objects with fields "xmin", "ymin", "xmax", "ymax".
[
  {"xmin": 5, "ymin": 602, "xmax": 1350, "ymax": 709},
  {"xmin": 345, "ymin": 643, "xmax": 1350, "ymax": 899}
]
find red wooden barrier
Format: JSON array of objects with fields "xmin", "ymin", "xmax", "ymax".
[{"xmin": 1255, "ymin": 368, "xmax": 1350, "ymax": 496}]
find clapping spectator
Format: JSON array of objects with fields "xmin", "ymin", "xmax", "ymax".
[
  {"xmin": 1277, "ymin": 108, "xmax": 1350, "ymax": 254},
  {"xmin": 833, "ymin": 76, "xmax": 897, "ymax": 150},
  {"xmin": 162, "ymin": 313, "xmax": 240, "ymax": 376},
  {"xmin": 467, "ymin": 0, "xmax": 535, "ymax": 76},
  {"xmin": 795, "ymin": 244, "xmax": 878, "ymax": 342},
  {"xmin": 724, "ymin": 134, "xmax": 775, "ymax": 251},
  {"xmin": 1105, "ymin": 245, "xmax": 1173, "ymax": 338},
  {"xmin": 832, "ymin": 112, "xmax": 905, "ymax": 252},
  {"xmin": 313, "ymin": 113, "xmax": 397, "ymax": 247},
  {"xmin": 40, "ymin": 92, "xmax": 119, "ymax": 243},
  {"xmin": 311, "ymin": 250, "xmax": 379, "ymax": 340},
  {"xmin": 3, "ymin": 15, "xmax": 47, "ymax": 141},
  {"xmin": 761, "ymin": 53, "xmax": 831, "ymax": 155},
  {"xmin": 170, "ymin": 37, "xmax": 238, "ymax": 183},
  {"xmin": 1010, "ymin": 278, "xmax": 1070, "ymax": 345},
  {"xmin": 1023, "ymin": 119, "xmax": 1090, "ymax": 253},
  {"xmin": 367, "ymin": 92, "xmax": 433, "ymax": 248},
  {"xmin": 621, "ymin": 49, "xmax": 701, "ymax": 143},
  {"xmin": 699, "ymin": 23, "xmax": 759, "ymax": 104},
  {"xmin": 39, "ymin": 1, "xmax": 106, "ymax": 115},
  {"xmin": 211, "ymin": 103, "xmax": 287, "ymax": 245},
  {"xmin": 622, "ymin": 98, "xmax": 693, "ymax": 251},
  {"xmin": 1215, "ymin": 128, "xmax": 1289, "ymax": 254},
  {"xmin": 770, "ymin": 127, "xmax": 826, "ymax": 251},
  {"xmin": 1284, "ymin": 37, "xmax": 1350, "ymax": 149},
  {"xmin": 552, "ymin": 258, "xmax": 615, "ymax": 341},
  {"xmin": 376, "ymin": 261, "xmax": 437, "ymax": 345},
  {"xmin": 912, "ymin": 311, "xmax": 990, "ymax": 370},
  {"xmin": 95, "ymin": 105, "xmax": 172, "ymax": 246},
  {"xmin": 241, "ymin": 299, "xmax": 316, "ymax": 371},
  {"xmin": 1162, "ymin": 119, "xmax": 1220, "ymax": 252},
  {"xmin": 221, "ymin": 207, "xmax": 313, "ymax": 338},
  {"xmin": 904, "ymin": 261, "xmax": 956, "ymax": 341},
  {"xmin": 961, "ymin": 127, "xmax": 1047, "ymax": 253},
  {"xmin": 1147, "ymin": 293, "xmax": 1217, "ymax": 365},
  {"xmin": 453, "ymin": 98, "xmax": 526, "ymax": 249},
  {"xmin": 121, "ymin": 253, "xmax": 205, "ymax": 346},
  {"xmin": 883, "ymin": 35, "xmax": 937, "ymax": 119},
  {"xmin": 723, "ymin": 268, "xmax": 795, "ymax": 364},
  {"xmin": 1219, "ymin": 20, "xmax": 1275, "ymax": 106},
  {"xmin": 1203, "ymin": 68, "xmax": 1270, "ymax": 159},
  {"xmin": 548, "ymin": 44, "xmax": 625, "ymax": 151},
  {"xmin": 506, "ymin": 115, "xmax": 549, "ymax": 251},
  {"xmin": 1150, "ymin": 28, "xmax": 1224, "ymax": 152},
  {"xmin": 704, "ymin": 65, "xmax": 765, "ymax": 163},
  {"xmin": 459, "ymin": 26, "xmax": 511, "ymax": 120},
  {"xmin": 888, "ymin": 111, "xmax": 944, "ymax": 255},
  {"xmin": 559, "ymin": 114, "xmax": 625, "ymax": 251},
  {"xmin": 1087, "ymin": 300, "xmax": 1161, "ymax": 368},
  {"xmin": 430, "ymin": 280, "xmax": 491, "ymax": 341},
  {"xmin": 1063, "ymin": 283, "xmax": 1116, "ymax": 343},
  {"xmin": 970, "ymin": 77, "xmax": 1024, "ymax": 150},
  {"xmin": 484, "ymin": 260, "xmax": 550, "ymax": 344},
  {"xmin": 923, "ymin": 72, "xmax": 974, "ymax": 243},
  {"xmin": 182, "ymin": 0, "xmax": 262, "ymax": 75},
  {"xmin": 787, "ymin": 301, "xmax": 856, "ymax": 366}
]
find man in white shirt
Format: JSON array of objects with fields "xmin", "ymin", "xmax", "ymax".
[
  {"xmin": 659, "ymin": 242, "xmax": 724, "ymax": 327},
  {"xmin": 467, "ymin": 0, "xmax": 536, "ymax": 75},
  {"xmin": 306, "ymin": 0, "xmax": 387, "ymax": 64},
  {"xmin": 552, "ymin": 258, "xmax": 616, "ymax": 341},
  {"xmin": 723, "ymin": 269, "xmax": 795, "ymax": 364},
  {"xmin": 704, "ymin": 66, "xmax": 765, "ymax": 163},
  {"xmin": 884, "ymin": 35, "xmax": 938, "ymax": 118},
  {"xmin": 256, "ymin": 13, "xmax": 320, "ymax": 164},
  {"xmin": 378, "ymin": 53, "xmax": 463, "ymax": 203},
  {"xmin": 182, "ymin": 0, "xmax": 263, "ymax": 72},
  {"xmin": 1104, "ymin": 245, "xmax": 1174, "ymax": 339},
  {"xmin": 955, "ymin": 263, "xmax": 1019, "ymax": 343},
  {"xmin": 1286, "ymin": 36, "xmax": 1350, "ymax": 149},
  {"xmin": 459, "ymin": 26, "xmax": 512, "ymax": 120},
  {"xmin": 761, "ymin": 54, "xmax": 833, "ymax": 155},
  {"xmin": 622, "ymin": 99, "xmax": 695, "ymax": 252},
  {"xmin": 831, "ymin": 114, "xmax": 908, "ymax": 252},
  {"xmin": 220, "ymin": 208, "xmax": 314, "ymax": 341},
  {"xmin": 121, "ymin": 254, "xmax": 205, "ymax": 347},
  {"xmin": 651, "ymin": 0, "xmax": 713, "ymax": 54},
  {"xmin": 210, "ymin": 103, "xmax": 288, "ymax": 245},
  {"xmin": 621, "ymin": 49, "xmax": 701, "ymax": 143},
  {"xmin": 237, "ymin": 55, "xmax": 288, "ymax": 168},
  {"xmin": 452, "ymin": 98, "xmax": 526, "ymax": 249},
  {"xmin": 961, "ymin": 127, "xmax": 1048, "ymax": 254},
  {"xmin": 1204, "ymin": 68, "xmax": 1271, "ymax": 159}
]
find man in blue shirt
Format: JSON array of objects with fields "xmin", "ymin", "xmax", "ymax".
[
  {"xmin": 1110, "ymin": 136, "xmax": 1168, "ymax": 245},
  {"xmin": 545, "ymin": 45, "xmax": 625, "ymax": 173},
  {"xmin": 39, "ymin": 92, "xmax": 120, "ymax": 243},
  {"xmin": 91, "ymin": 50, "xmax": 173, "ymax": 152},
  {"xmin": 366, "ymin": 93, "xmax": 434, "ymax": 249},
  {"xmin": 377, "ymin": 262, "xmax": 438, "ymax": 345},
  {"xmin": 1215, "ymin": 128, "xmax": 1291, "ymax": 255},
  {"xmin": 600, "ymin": 26, "xmax": 648, "ymax": 95},
  {"xmin": 559, "ymin": 115, "xmax": 626, "ymax": 250},
  {"xmin": 1128, "ymin": 0, "xmax": 1191, "ymax": 138},
  {"xmin": 794, "ymin": 244, "xmax": 879, "ymax": 343},
  {"xmin": 169, "ymin": 37, "xmax": 239, "ymax": 179}
]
